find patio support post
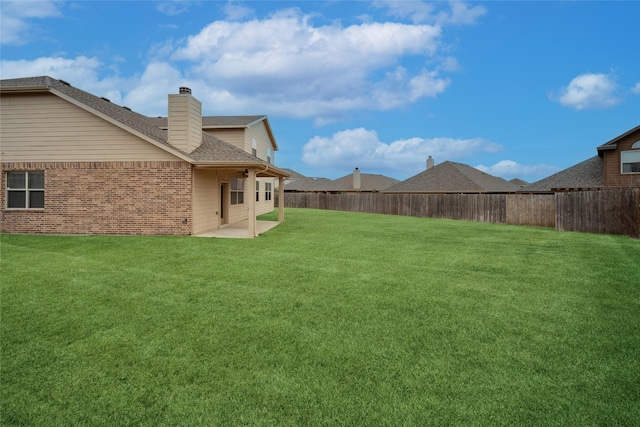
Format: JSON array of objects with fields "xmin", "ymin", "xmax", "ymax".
[
  {"xmin": 247, "ymin": 169, "xmax": 257, "ymax": 237},
  {"xmin": 278, "ymin": 176, "xmax": 285, "ymax": 222}
]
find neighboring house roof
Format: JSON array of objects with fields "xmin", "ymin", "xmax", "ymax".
[
  {"xmin": 330, "ymin": 172, "xmax": 399, "ymax": 192},
  {"xmin": 522, "ymin": 156, "xmax": 604, "ymax": 192},
  {"xmin": 510, "ymin": 178, "xmax": 529, "ymax": 187},
  {"xmin": 280, "ymin": 168, "xmax": 306, "ymax": 181},
  {"xmin": 148, "ymin": 115, "xmax": 278, "ymax": 150},
  {"xmin": 284, "ymin": 177, "xmax": 334, "ymax": 192},
  {"xmin": 596, "ymin": 125, "xmax": 640, "ymax": 153},
  {"xmin": 0, "ymin": 76, "xmax": 286, "ymax": 175},
  {"xmin": 385, "ymin": 161, "xmax": 520, "ymax": 193},
  {"xmin": 149, "ymin": 115, "xmax": 266, "ymax": 128}
]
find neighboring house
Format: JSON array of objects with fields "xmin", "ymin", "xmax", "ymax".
[
  {"xmin": 522, "ymin": 156, "xmax": 604, "ymax": 192},
  {"xmin": 284, "ymin": 177, "xmax": 334, "ymax": 193},
  {"xmin": 279, "ymin": 168, "xmax": 306, "ymax": 188},
  {"xmin": 0, "ymin": 76, "xmax": 289, "ymax": 236},
  {"xmin": 510, "ymin": 178, "xmax": 529, "ymax": 189},
  {"xmin": 385, "ymin": 160, "xmax": 519, "ymax": 193},
  {"xmin": 523, "ymin": 125, "xmax": 640, "ymax": 192},
  {"xmin": 329, "ymin": 168, "xmax": 399, "ymax": 194},
  {"xmin": 284, "ymin": 168, "xmax": 398, "ymax": 193},
  {"xmin": 596, "ymin": 125, "xmax": 640, "ymax": 187}
]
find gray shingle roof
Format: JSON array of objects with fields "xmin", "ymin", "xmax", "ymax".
[
  {"xmin": 522, "ymin": 156, "xmax": 604, "ymax": 192},
  {"xmin": 148, "ymin": 115, "xmax": 267, "ymax": 128},
  {"xmin": 0, "ymin": 76, "xmax": 271, "ymax": 166},
  {"xmin": 280, "ymin": 168, "xmax": 306, "ymax": 181},
  {"xmin": 284, "ymin": 177, "xmax": 334, "ymax": 192},
  {"xmin": 330, "ymin": 172, "xmax": 399, "ymax": 192},
  {"xmin": 385, "ymin": 161, "xmax": 520, "ymax": 193}
]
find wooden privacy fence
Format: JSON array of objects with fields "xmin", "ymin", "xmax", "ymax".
[
  {"xmin": 276, "ymin": 189, "xmax": 640, "ymax": 237},
  {"xmin": 556, "ymin": 188, "xmax": 640, "ymax": 236}
]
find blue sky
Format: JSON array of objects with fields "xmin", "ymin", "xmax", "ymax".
[{"xmin": 1, "ymin": 1, "xmax": 639, "ymax": 181}]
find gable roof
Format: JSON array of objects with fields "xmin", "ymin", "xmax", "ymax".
[
  {"xmin": 284, "ymin": 177, "xmax": 334, "ymax": 192},
  {"xmin": 385, "ymin": 161, "xmax": 519, "ymax": 193},
  {"xmin": 330, "ymin": 172, "xmax": 399, "ymax": 192},
  {"xmin": 510, "ymin": 178, "xmax": 529, "ymax": 188},
  {"xmin": 521, "ymin": 156, "xmax": 604, "ymax": 192},
  {"xmin": 280, "ymin": 168, "xmax": 306, "ymax": 181},
  {"xmin": 597, "ymin": 125, "xmax": 640, "ymax": 153},
  {"xmin": 148, "ymin": 115, "xmax": 278, "ymax": 150},
  {"xmin": 0, "ymin": 76, "xmax": 286, "ymax": 175}
]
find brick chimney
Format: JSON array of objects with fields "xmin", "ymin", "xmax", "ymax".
[
  {"xmin": 353, "ymin": 167, "xmax": 361, "ymax": 190},
  {"xmin": 168, "ymin": 87, "xmax": 202, "ymax": 153},
  {"xmin": 427, "ymin": 156, "xmax": 434, "ymax": 170}
]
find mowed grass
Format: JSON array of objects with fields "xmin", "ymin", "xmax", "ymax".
[{"xmin": 1, "ymin": 208, "xmax": 639, "ymax": 426}]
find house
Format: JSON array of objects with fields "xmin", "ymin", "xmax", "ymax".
[
  {"xmin": 278, "ymin": 168, "xmax": 306, "ymax": 188},
  {"xmin": 0, "ymin": 76, "xmax": 289, "ymax": 237},
  {"xmin": 384, "ymin": 160, "xmax": 519, "ymax": 193},
  {"xmin": 283, "ymin": 167, "xmax": 399, "ymax": 193},
  {"xmin": 329, "ymin": 168, "xmax": 399, "ymax": 194},
  {"xmin": 595, "ymin": 125, "xmax": 640, "ymax": 187},
  {"xmin": 284, "ymin": 177, "xmax": 334, "ymax": 193},
  {"xmin": 523, "ymin": 125, "xmax": 640, "ymax": 192},
  {"xmin": 521, "ymin": 156, "xmax": 604, "ymax": 192}
]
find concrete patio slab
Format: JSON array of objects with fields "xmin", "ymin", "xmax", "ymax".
[{"xmin": 195, "ymin": 220, "xmax": 280, "ymax": 238}]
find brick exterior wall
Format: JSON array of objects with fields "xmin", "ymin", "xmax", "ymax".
[{"xmin": 1, "ymin": 161, "xmax": 193, "ymax": 235}]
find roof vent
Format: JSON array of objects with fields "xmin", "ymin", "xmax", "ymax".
[
  {"xmin": 59, "ymin": 79, "xmax": 71, "ymax": 86},
  {"xmin": 179, "ymin": 87, "xmax": 192, "ymax": 95},
  {"xmin": 101, "ymin": 97, "xmax": 110, "ymax": 102}
]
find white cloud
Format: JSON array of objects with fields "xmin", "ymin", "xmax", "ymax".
[
  {"xmin": 374, "ymin": 1, "xmax": 486, "ymax": 25},
  {"xmin": 0, "ymin": 0, "xmax": 62, "ymax": 45},
  {"xmin": 167, "ymin": 8, "xmax": 452, "ymax": 119},
  {"xmin": 631, "ymin": 82, "xmax": 640, "ymax": 95},
  {"xmin": 553, "ymin": 73, "xmax": 621, "ymax": 110},
  {"xmin": 475, "ymin": 160, "xmax": 560, "ymax": 181},
  {"xmin": 222, "ymin": 1, "xmax": 255, "ymax": 21},
  {"xmin": 156, "ymin": 1, "xmax": 192, "ymax": 16},
  {"xmin": 0, "ymin": 55, "xmax": 101, "ymax": 83},
  {"xmin": 302, "ymin": 128, "xmax": 503, "ymax": 177},
  {"xmin": 0, "ymin": 4, "xmax": 478, "ymax": 121}
]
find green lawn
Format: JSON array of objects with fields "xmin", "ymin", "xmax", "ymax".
[{"xmin": 1, "ymin": 208, "xmax": 639, "ymax": 426}]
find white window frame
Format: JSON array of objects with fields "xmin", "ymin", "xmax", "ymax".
[
  {"xmin": 252, "ymin": 138, "xmax": 257, "ymax": 157},
  {"xmin": 6, "ymin": 171, "xmax": 45, "ymax": 209},
  {"xmin": 230, "ymin": 178, "xmax": 244, "ymax": 205},
  {"xmin": 267, "ymin": 147, "xmax": 273, "ymax": 164},
  {"xmin": 265, "ymin": 182, "xmax": 272, "ymax": 201},
  {"xmin": 621, "ymin": 150, "xmax": 640, "ymax": 174},
  {"xmin": 256, "ymin": 181, "xmax": 260, "ymax": 202}
]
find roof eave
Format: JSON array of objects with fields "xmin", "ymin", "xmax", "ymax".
[
  {"xmin": 193, "ymin": 161, "xmax": 290, "ymax": 178},
  {"xmin": 0, "ymin": 85, "xmax": 50, "ymax": 93},
  {"xmin": 597, "ymin": 125, "xmax": 640, "ymax": 150}
]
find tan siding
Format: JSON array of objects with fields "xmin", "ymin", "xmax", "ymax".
[
  {"xmin": 192, "ymin": 168, "xmax": 219, "ymax": 234},
  {"xmin": 0, "ymin": 93, "xmax": 178, "ymax": 162},
  {"xmin": 204, "ymin": 128, "xmax": 245, "ymax": 151},
  {"xmin": 246, "ymin": 121, "xmax": 275, "ymax": 161},
  {"xmin": 167, "ymin": 94, "xmax": 202, "ymax": 153},
  {"xmin": 256, "ymin": 177, "xmax": 275, "ymax": 215}
]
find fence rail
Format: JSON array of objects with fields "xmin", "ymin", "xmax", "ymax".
[{"xmin": 277, "ymin": 189, "xmax": 640, "ymax": 237}]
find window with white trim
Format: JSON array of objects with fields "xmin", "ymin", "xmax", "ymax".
[
  {"xmin": 256, "ymin": 181, "xmax": 260, "ymax": 202},
  {"xmin": 621, "ymin": 150, "xmax": 640, "ymax": 174},
  {"xmin": 265, "ymin": 182, "xmax": 272, "ymax": 201},
  {"xmin": 252, "ymin": 138, "xmax": 257, "ymax": 157},
  {"xmin": 231, "ymin": 178, "xmax": 244, "ymax": 205},
  {"xmin": 6, "ymin": 171, "xmax": 44, "ymax": 209},
  {"xmin": 267, "ymin": 148, "xmax": 273, "ymax": 164}
]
